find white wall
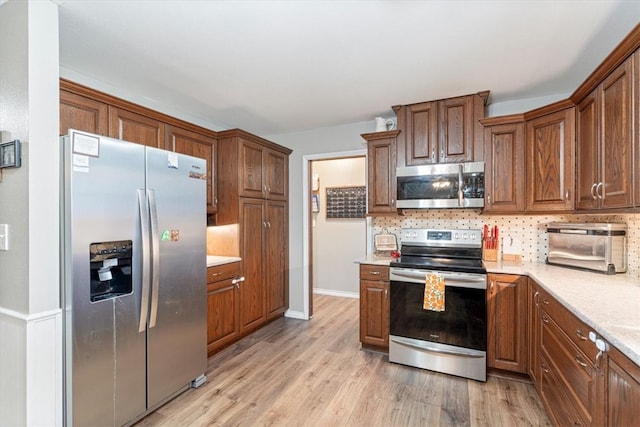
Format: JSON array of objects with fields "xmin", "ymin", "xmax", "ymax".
[
  {"xmin": 312, "ymin": 157, "xmax": 366, "ymax": 297},
  {"xmin": 0, "ymin": 1, "xmax": 62, "ymax": 425},
  {"xmin": 267, "ymin": 121, "xmax": 376, "ymax": 317}
]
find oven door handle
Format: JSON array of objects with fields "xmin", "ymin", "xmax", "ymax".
[
  {"xmin": 390, "ymin": 270, "xmax": 486, "ymax": 289},
  {"xmin": 390, "ymin": 336, "xmax": 485, "ymax": 358}
]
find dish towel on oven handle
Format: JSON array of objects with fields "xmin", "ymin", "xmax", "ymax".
[{"xmin": 423, "ymin": 273, "xmax": 445, "ymax": 312}]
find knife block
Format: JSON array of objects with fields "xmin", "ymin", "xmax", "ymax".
[{"xmin": 482, "ymin": 246, "xmax": 499, "ymax": 262}]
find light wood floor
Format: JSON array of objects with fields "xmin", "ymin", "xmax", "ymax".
[{"xmin": 135, "ymin": 294, "xmax": 551, "ymax": 426}]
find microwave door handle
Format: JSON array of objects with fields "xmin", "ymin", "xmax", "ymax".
[{"xmin": 458, "ymin": 164, "xmax": 464, "ymax": 207}]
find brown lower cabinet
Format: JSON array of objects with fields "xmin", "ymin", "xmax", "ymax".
[
  {"xmin": 206, "ymin": 261, "xmax": 242, "ymax": 356},
  {"xmin": 487, "ymin": 273, "xmax": 527, "ymax": 373},
  {"xmin": 607, "ymin": 346, "xmax": 640, "ymax": 425},
  {"xmin": 359, "ymin": 264, "xmax": 389, "ymax": 348}
]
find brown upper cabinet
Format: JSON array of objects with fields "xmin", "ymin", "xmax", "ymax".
[
  {"xmin": 60, "ymin": 90, "xmax": 108, "ymax": 136},
  {"xmin": 361, "ymin": 130, "xmax": 400, "ymax": 214},
  {"xmin": 166, "ymin": 125, "xmax": 217, "ymax": 213},
  {"xmin": 393, "ymin": 92, "xmax": 488, "ymax": 166},
  {"xmin": 108, "ymin": 106, "xmax": 165, "ymax": 148},
  {"xmin": 525, "ymin": 104, "xmax": 575, "ymax": 212},
  {"xmin": 481, "ymin": 115, "xmax": 525, "ymax": 213},
  {"xmin": 236, "ymin": 136, "xmax": 288, "ymax": 201},
  {"xmin": 575, "ymin": 54, "xmax": 635, "ymax": 210}
]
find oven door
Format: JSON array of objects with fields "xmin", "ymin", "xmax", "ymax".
[{"xmin": 389, "ymin": 268, "xmax": 487, "ymax": 351}]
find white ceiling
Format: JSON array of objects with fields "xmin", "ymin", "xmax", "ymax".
[{"xmin": 57, "ymin": 1, "xmax": 640, "ymax": 136}]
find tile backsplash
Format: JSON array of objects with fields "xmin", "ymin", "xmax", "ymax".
[{"xmin": 374, "ymin": 211, "xmax": 640, "ymax": 279}]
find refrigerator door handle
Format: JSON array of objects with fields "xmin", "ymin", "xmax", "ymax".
[
  {"xmin": 137, "ymin": 189, "xmax": 151, "ymax": 333},
  {"xmin": 148, "ymin": 189, "xmax": 161, "ymax": 328}
]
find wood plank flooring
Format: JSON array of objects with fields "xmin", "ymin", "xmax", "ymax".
[{"xmin": 135, "ymin": 294, "xmax": 551, "ymax": 426}]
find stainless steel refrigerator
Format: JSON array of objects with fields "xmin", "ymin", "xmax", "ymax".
[{"xmin": 60, "ymin": 130, "xmax": 207, "ymax": 426}]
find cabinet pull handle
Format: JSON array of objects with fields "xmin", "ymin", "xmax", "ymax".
[
  {"xmin": 214, "ymin": 197, "xmax": 218, "ymax": 204},
  {"xmin": 576, "ymin": 329, "xmax": 588, "ymax": 341},
  {"xmin": 391, "ymin": 198, "xmax": 395, "ymax": 206},
  {"xmin": 574, "ymin": 421, "xmax": 582, "ymax": 426},
  {"xmin": 212, "ymin": 272, "xmax": 221, "ymax": 277},
  {"xmin": 596, "ymin": 182, "xmax": 604, "ymax": 199},
  {"xmin": 542, "ymin": 315, "xmax": 549, "ymax": 324},
  {"xmin": 565, "ymin": 189, "xmax": 570, "ymax": 200},
  {"xmin": 487, "ymin": 194, "xmax": 491, "ymax": 204},
  {"xmin": 263, "ymin": 221, "xmax": 268, "ymax": 228},
  {"xmin": 232, "ymin": 276, "xmax": 245, "ymax": 285},
  {"xmin": 590, "ymin": 183, "xmax": 598, "ymax": 200},
  {"xmin": 370, "ymin": 271, "xmax": 381, "ymax": 275},
  {"xmin": 575, "ymin": 354, "xmax": 588, "ymax": 368},
  {"xmin": 431, "ymin": 148, "xmax": 435, "ymax": 161},
  {"xmin": 384, "ymin": 289, "xmax": 388, "ymax": 298},
  {"xmin": 534, "ymin": 291, "xmax": 539, "ymax": 305},
  {"xmin": 541, "ymin": 363, "xmax": 549, "ymax": 373},
  {"xmin": 542, "ymin": 298, "xmax": 549, "ymax": 305},
  {"xmin": 440, "ymin": 149, "xmax": 444, "ymax": 161},
  {"xmin": 490, "ymin": 281, "xmax": 494, "ymax": 292}
]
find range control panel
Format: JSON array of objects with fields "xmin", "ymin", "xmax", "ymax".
[{"xmin": 401, "ymin": 228, "xmax": 482, "ymax": 248}]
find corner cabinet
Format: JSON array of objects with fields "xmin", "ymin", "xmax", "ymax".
[
  {"xmin": 487, "ymin": 274, "xmax": 528, "ymax": 373},
  {"xmin": 393, "ymin": 92, "xmax": 488, "ymax": 166},
  {"xmin": 361, "ymin": 130, "xmax": 400, "ymax": 214},
  {"xmin": 481, "ymin": 116, "xmax": 525, "ymax": 213},
  {"xmin": 359, "ymin": 264, "xmax": 389, "ymax": 348},
  {"xmin": 166, "ymin": 125, "xmax": 217, "ymax": 214},
  {"xmin": 217, "ymin": 129, "xmax": 291, "ymax": 334},
  {"xmin": 576, "ymin": 53, "xmax": 635, "ymax": 210}
]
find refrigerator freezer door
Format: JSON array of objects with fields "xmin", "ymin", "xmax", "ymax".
[
  {"xmin": 145, "ymin": 147, "xmax": 207, "ymax": 408},
  {"xmin": 62, "ymin": 133, "xmax": 147, "ymax": 426}
]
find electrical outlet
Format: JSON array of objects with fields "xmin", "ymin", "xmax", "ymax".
[{"xmin": 0, "ymin": 224, "xmax": 8, "ymax": 250}]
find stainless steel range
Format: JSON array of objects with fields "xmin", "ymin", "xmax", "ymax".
[{"xmin": 389, "ymin": 228, "xmax": 487, "ymax": 382}]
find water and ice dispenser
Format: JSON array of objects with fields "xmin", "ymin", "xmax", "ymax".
[{"xmin": 89, "ymin": 240, "xmax": 133, "ymax": 302}]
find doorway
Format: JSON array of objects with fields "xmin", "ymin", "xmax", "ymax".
[{"xmin": 302, "ymin": 150, "xmax": 366, "ymax": 319}]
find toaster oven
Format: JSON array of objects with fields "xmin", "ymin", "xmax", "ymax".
[{"xmin": 546, "ymin": 222, "xmax": 627, "ymax": 274}]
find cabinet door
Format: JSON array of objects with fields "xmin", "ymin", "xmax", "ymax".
[
  {"xmin": 166, "ymin": 125, "xmax": 217, "ymax": 213},
  {"xmin": 526, "ymin": 108, "xmax": 575, "ymax": 212},
  {"xmin": 108, "ymin": 106, "xmax": 164, "ymax": 148},
  {"xmin": 265, "ymin": 200, "xmax": 288, "ymax": 319},
  {"xmin": 207, "ymin": 279, "xmax": 239, "ymax": 356},
  {"xmin": 60, "ymin": 91, "xmax": 108, "ymax": 136},
  {"xmin": 487, "ymin": 274, "xmax": 527, "ymax": 373},
  {"xmin": 576, "ymin": 92, "xmax": 600, "ymax": 210},
  {"xmin": 265, "ymin": 149, "xmax": 287, "ymax": 201},
  {"xmin": 239, "ymin": 139, "xmax": 265, "ymax": 198},
  {"xmin": 528, "ymin": 279, "xmax": 541, "ymax": 390},
  {"xmin": 367, "ymin": 135, "xmax": 397, "ymax": 213},
  {"xmin": 607, "ymin": 347, "xmax": 640, "ymax": 426},
  {"xmin": 239, "ymin": 198, "xmax": 266, "ymax": 332},
  {"xmin": 600, "ymin": 56, "xmax": 634, "ymax": 209},
  {"xmin": 359, "ymin": 279, "xmax": 389, "ymax": 347},
  {"xmin": 483, "ymin": 122, "xmax": 525, "ymax": 212},
  {"xmin": 439, "ymin": 95, "xmax": 474, "ymax": 163},
  {"xmin": 404, "ymin": 102, "xmax": 439, "ymax": 166}
]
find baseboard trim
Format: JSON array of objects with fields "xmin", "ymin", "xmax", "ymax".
[
  {"xmin": 284, "ymin": 309, "xmax": 307, "ymax": 320},
  {"xmin": 313, "ymin": 289, "xmax": 359, "ymax": 299}
]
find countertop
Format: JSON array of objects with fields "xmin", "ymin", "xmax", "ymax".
[
  {"xmin": 207, "ymin": 255, "xmax": 241, "ymax": 267},
  {"xmin": 355, "ymin": 255, "xmax": 640, "ymax": 366}
]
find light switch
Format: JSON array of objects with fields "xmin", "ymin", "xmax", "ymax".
[{"xmin": 0, "ymin": 224, "xmax": 8, "ymax": 250}]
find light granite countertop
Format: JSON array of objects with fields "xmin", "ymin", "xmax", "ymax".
[
  {"xmin": 207, "ymin": 255, "xmax": 241, "ymax": 267},
  {"xmin": 355, "ymin": 256, "xmax": 640, "ymax": 366}
]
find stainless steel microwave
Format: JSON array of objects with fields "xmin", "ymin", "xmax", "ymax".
[{"xmin": 396, "ymin": 162, "xmax": 485, "ymax": 209}]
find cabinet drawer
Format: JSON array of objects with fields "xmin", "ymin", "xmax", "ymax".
[
  {"xmin": 539, "ymin": 287, "xmax": 598, "ymax": 361},
  {"xmin": 541, "ymin": 313, "xmax": 596, "ymax": 424},
  {"xmin": 540, "ymin": 354, "xmax": 589, "ymax": 427},
  {"xmin": 359, "ymin": 264, "xmax": 389, "ymax": 281},
  {"xmin": 207, "ymin": 261, "xmax": 241, "ymax": 284}
]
